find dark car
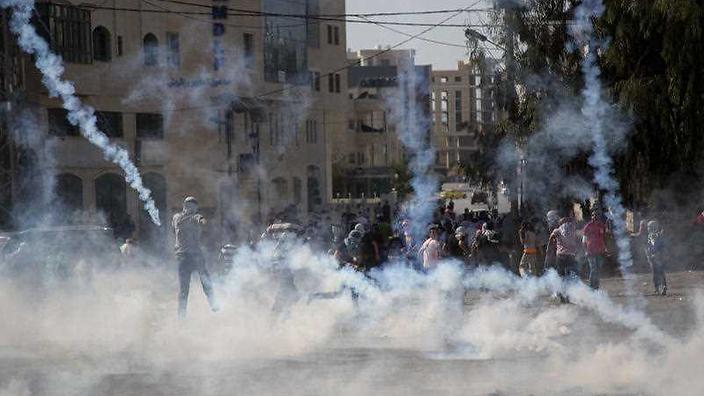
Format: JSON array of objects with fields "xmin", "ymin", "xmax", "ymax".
[{"xmin": 0, "ymin": 225, "xmax": 121, "ymax": 278}]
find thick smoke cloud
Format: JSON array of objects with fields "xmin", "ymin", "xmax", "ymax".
[
  {"xmin": 0, "ymin": 244, "xmax": 701, "ymax": 395},
  {"xmin": 385, "ymin": 69, "xmax": 437, "ymax": 241},
  {"xmin": 0, "ymin": 0, "xmax": 160, "ymax": 225}
]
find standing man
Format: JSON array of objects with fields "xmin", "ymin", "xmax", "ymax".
[
  {"xmin": 173, "ymin": 196, "xmax": 218, "ymax": 318},
  {"xmin": 582, "ymin": 210, "xmax": 608, "ymax": 289},
  {"xmin": 419, "ymin": 225, "xmax": 442, "ymax": 271}
]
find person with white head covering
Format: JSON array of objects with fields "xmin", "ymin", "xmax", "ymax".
[
  {"xmin": 173, "ymin": 196, "xmax": 218, "ymax": 318},
  {"xmin": 419, "ymin": 224, "xmax": 442, "ymax": 271}
]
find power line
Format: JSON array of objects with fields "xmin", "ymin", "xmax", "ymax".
[
  {"xmin": 80, "ymin": 2, "xmax": 499, "ymax": 29},
  {"xmin": 357, "ymin": 15, "xmax": 467, "ymax": 49},
  {"xmin": 152, "ymin": 0, "xmax": 495, "ymax": 18},
  {"xmin": 171, "ymin": 0, "xmax": 486, "ymax": 112}
]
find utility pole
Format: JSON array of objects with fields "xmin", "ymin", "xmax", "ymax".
[{"xmin": 500, "ymin": 3, "xmax": 521, "ymax": 219}]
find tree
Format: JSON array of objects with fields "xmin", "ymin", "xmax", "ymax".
[{"xmin": 599, "ymin": 0, "xmax": 704, "ymax": 208}]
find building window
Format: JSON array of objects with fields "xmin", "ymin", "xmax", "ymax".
[
  {"xmin": 455, "ymin": 76, "xmax": 462, "ymax": 82},
  {"xmin": 328, "ymin": 73, "xmax": 334, "ymax": 93},
  {"xmin": 455, "ymin": 90, "xmax": 463, "ymax": 131},
  {"xmin": 333, "ymin": 26, "xmax": 340, "ymax": 45},
  {"xmin": 356, "ymin": 152, "xmax": 365, "ymax": 165},
  {"xmin": 306, "ymin": 119, "xmax": 318, "ymax": 144},
  {"xmin": 92, "ymin": 26, "xmax": 111, "ymax": 62},
  {"xmin": 311, "ymin": 71, "xmax": 320, "ymax": 91},
  {"xmin": 117, "ymin": 36, "xmax": 123, "ymax": 57},
  {"xmin": 272, "ymin": 177, "xmax": 288, "ymax": 198},
  {"xmin": 55, "ymin": 173, "xmax": 83, "ymax": 212},
  {"xmin": 348, "ymin": 153, "xmax": 355, "ymax": 164},
  {"xmin": 334, "ymin": 73, "xmax": 341, "ymax": 93},
  {"xmin": 327, "ymin": 25, "xmax": 333, "ymax": 44},
  {"xmin": 306, "ymin": 0, "xmax": 320, "ymax": 48},
  {"xmin": 348, "ymin": 119, "xmax": 355, "ymax": 131},
  {"xmin": 95, "ymin": 173, "xmax": 127, "ymax": 231},
  {"xmin": 243, "ymin": 33, "xmax": 254, "ymax": 67},
  {"xmin": 143, "ymin": 33, "xmax": 159, "ymax": 66},
  {"xmin": 269, "ymin": 113, "xmax": 283, "ymax": 147},
  {"xmin": 96, "ymin": 111, "xmax": 123, "ymax": 138},
  {"xmin": 166, "ymin": 32, "xmax": 180, "ymax": 68},
  {"xmin": 440, "ymin": 76, "xmax": 448, "ymax": 83},
  {"xmin": 35, "ymin": 2, "xmax": 91, "ymax": 64},
  {"xmin": 48, "ymin": 108, "xmax": 79, "ymax": 137},
  {"xmin": 136, "ymin": 113, "xmax": 164, "ymax": 139},
  {"xmin": 293, "ymin": 177, "xmax": 302, "ymax": 204}
]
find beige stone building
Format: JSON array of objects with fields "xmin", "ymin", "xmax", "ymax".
[
  {"xmin": 431, "ymin": 58, "xmax": 499, "ymax": 177},
  {"xmin": 0, "ymin": 0, "xmax": 349, "ymax": 246},
  {"xmin": 332, "ymin": 48, "xmax": 431, "ymax": 200}
]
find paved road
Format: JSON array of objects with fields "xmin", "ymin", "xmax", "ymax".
[
  {"xmin": 1, "ymin": 270, "xmax": 703, "ymax": 396},
  {"xmin": 440, "ymin": 183, "xmax": 512, "ymax": 215}
]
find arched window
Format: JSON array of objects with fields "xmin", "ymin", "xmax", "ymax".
[
  {"xmin": 292, "ymin": 177, "xmax": 302, "ymax": 205},
  {"xmin": 272, "ymin": 177, "xmax": 288, "ymax": 198},
  {"xmin": 307, "ymin": 165, "xmax": 322, "ymax": 212},
  {"xmin": 55, "ymin": 173, "xmax": 83, "ymax": 211},
  {"xmin": 92, "ymin": 26, "xmax": 111, "ymax": 62},
  {"xmin": 95, "ymin": 173, "xmax": 128, "ymax": 235},
  {"xmin": 143, "ymin": 33, "xmax": 159, "ymax": 66}
]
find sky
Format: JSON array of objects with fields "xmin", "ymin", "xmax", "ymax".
[{"xmin": 345, "ymin": 0, "xmax": 503, "ymax": 70}]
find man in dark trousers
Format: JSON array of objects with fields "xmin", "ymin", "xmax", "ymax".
[{"xmin": 173, "ymin": 196, "xmax": 218, "ymax": 318}]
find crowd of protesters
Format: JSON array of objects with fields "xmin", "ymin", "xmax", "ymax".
[
  {"xmin": 323, "ymin": 199, "xmax": 683, "ymax": 298},
  {"xmin": 110, "ymin": 195, "xmax": 704, "ymax": 317}
]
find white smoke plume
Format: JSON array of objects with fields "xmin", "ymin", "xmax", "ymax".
[
  {"xmin": 568, "ymin": 1, "xmax": 634, "ymax": 280},
  {"xmin": 1, "ymin": 0, "xmax": 161, "ymax": 225},
  {"xmin": 386, "ymin": 68, "xmax": 437, "ymax": 241}
]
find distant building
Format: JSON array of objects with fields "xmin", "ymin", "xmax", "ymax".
[
  {"xmin": 431, "ymin": 58, "xmax": 499, "ymax": 178},
  {"xmin": 333, "ymin": 48, "xmax": 431, "ymax": 201},
  {"xmin": 0, "ymin": 0, "xmax": 349, "ymax": 247}
]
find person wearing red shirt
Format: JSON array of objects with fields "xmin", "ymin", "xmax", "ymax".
[{"xmin": 582, "ymin": 211, "xmax": 608, "ymax": 289}]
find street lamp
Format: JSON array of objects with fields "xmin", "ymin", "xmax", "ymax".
[{"xmin": 464, "ymin": 28, "xmax": 507, "ymax": 52}]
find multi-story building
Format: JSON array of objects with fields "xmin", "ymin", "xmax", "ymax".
[
  {"xmin": 0, "ymin": 0, "xmax": 349, "ymax": 247},
  {"xmin": 431, "ymin": 58, "xmax": 499, "ymax": 177},
  {"xmin": 333, "ymin": 48, "xmax": 431, "ymax": 200}
]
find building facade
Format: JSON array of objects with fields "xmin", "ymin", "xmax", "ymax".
[
  {"xmin": 332, "ymin": 48, "xmax": 431, "ymax": 201},
  {"xmin": 0, "ymin": 0, "xmax": 349, "ymax": 247},
  {"xmin": 431, "ymin": 58, "xmax": 499, "ymax": 177}
]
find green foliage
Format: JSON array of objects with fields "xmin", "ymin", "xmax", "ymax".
[
  {"xmin": 600, "ymin": 0, "xmax": 704, "ymax": 206},
  {"xmin": 476, "ymin": 0, "xmax": 704, "ymax": 208}
]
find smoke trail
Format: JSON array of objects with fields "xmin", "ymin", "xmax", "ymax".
[
  {"xmin": 386, "ymin": 68, "xmax": 437, "ymax": 241},
  {"xmin": 1, "ymin": 0, "xmax": 161, "ymax": 225},
  {"xmin": 568, "ymin": 1, "xmax": 633, "ymax": 277}
]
